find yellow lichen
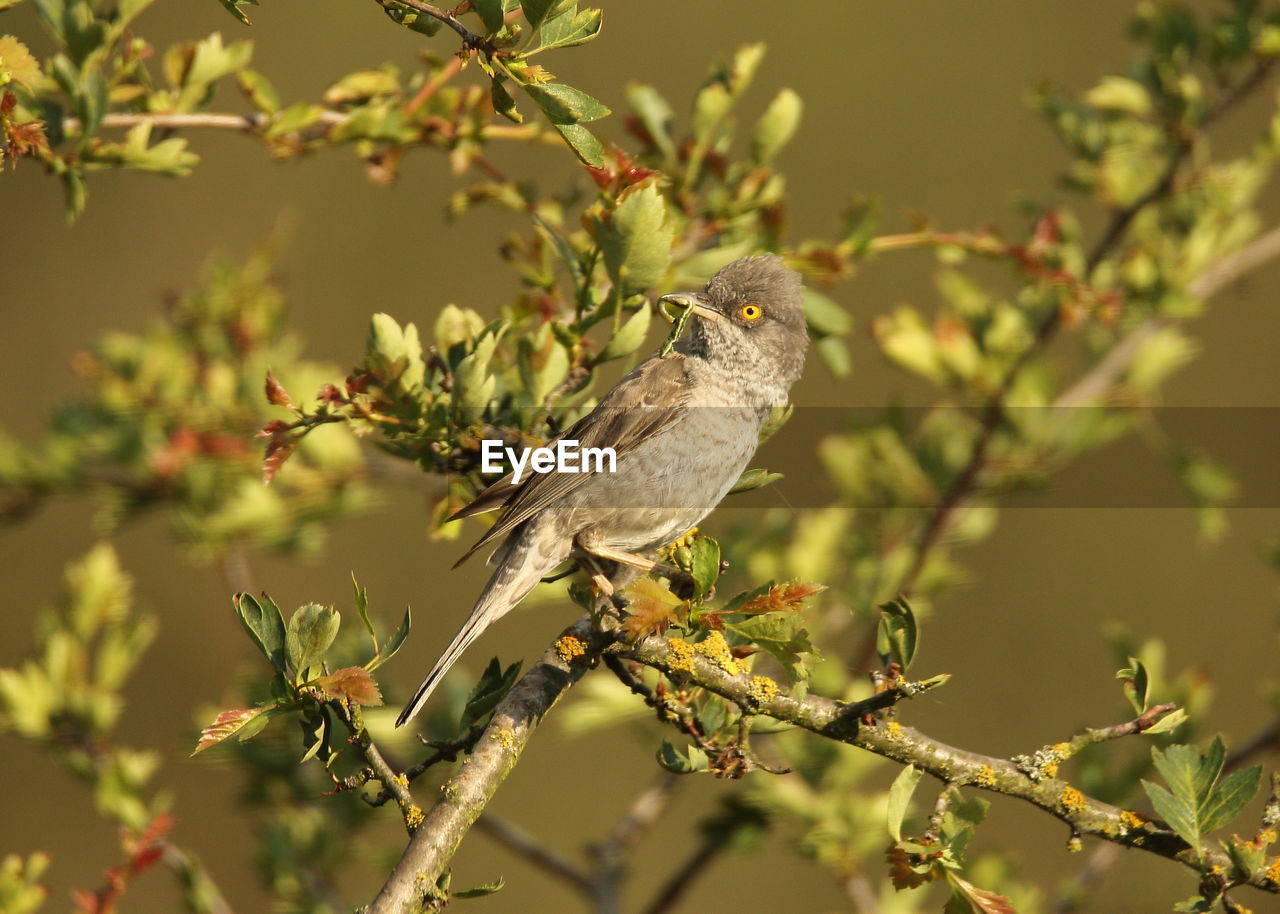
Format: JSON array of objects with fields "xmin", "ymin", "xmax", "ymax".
[
  {"xmin": 1052, "ymin": 741, "xmax": 1071, "ymax": 756},
  {"xmin": 1119, "ymin": 809, "xmax": 1145, "ymax": 831},
  {"xmin": 1060, "ymin": 786, "xmax": 1087, "ymax": 814},
  {"xmin": 1260, "ymin": 827, "xmax": 1277, "ymax": 846},
  {"xmin": 1043, "ymin": 760, "xmax": 1060, "ymax": 778},
  {"xmin": 667, "ymin": 637, "xmax": 695, "ymax": 673},
  {"xmin": 555, "ymin": 634, "xmax": 587, "ymax": 663},
  {"xmin": 693, "ymin": 631, "xmax": 742, "ymax": 675},
  {"xmin": 1066, "ymin": 834, "xmax": 1083, "ymax": 853},
  {"xmin": 490, "ymin": 728, "xmax": 516, "ymax": 750},
  {"xmin": 1265, "ymin": 856, "xmax": 1280, "ymax": 884},
  {"xmin": 747, "ymin": 675, "xmax": 779, "ymax": 705},
  {"xmin": 659, "ymin": 527, "xmax": 699, "ymax": 560},
  {"xmin": 405, "ymin": 804, "xmax": 425, "ymax": 830},
  {"xmin": 975, "ymin": 764, "xmax": 997, "ymax": 788},
  {"xmin": 885, "ymin": 721, "xmax": 904, "ymax": 740}
]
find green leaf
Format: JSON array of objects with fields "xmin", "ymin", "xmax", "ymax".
[
  {"xmin": 802, "ymin": 288, "xmax": 852, "ymax": 336},
  {"xmin": 1141, "ymin": 738, "xmax": 1261, "ymax": 855},
  {"xmin": 728, "ymin": 468, "xmax": 783, "ymax": 494},
  {"xmin": 525, "ymin": 82, "xmax": 610, "ymax": 123},
  {"xmin": 236, "ymin": 68, "xmax": 280, "ymax": 115},
  {"xmin": 877, "ymin": 597, "xmax": 918, "ymax": 671},
  {"xmin": 596, "ymin": 305, "xmax": 651, "ymax": 362},
  {"xmin": 461, "ymin": 658, "xmax": 522, "ymax": 726},
  {"xmin": 686, "ymin": 536, "xmax": 720, "ymax": 597},
  {"xmin": 625, "ymin": 83, "xmax": 676, "ymax": 161},
  {"xmin": 454, "ymin": 877, "xmax": 506, "ymax": 899},
  {"xmin": 815, "ymin": 336, "xmax": 851, "ymax": 377},
  {"xmin": 1200, "ymin": 765, "xmax": 1262, "ymax": 834},
  {"xmin": 1144, "ymin": 707, "xmax": 1188, "ymax": 735},
  {"xmin": 599, "ymin": 182, "xmax": 673, "ymax": 297},
  {"xmin": 656, "ymin": 740, "xmax": 709, "ymax": 774},
  {"xmin": 370, "ymin": 607, "xmax": 412, "ymax": 671},
  {"xmin": 532, "ymin": 7, "xmax": 602, "ymax": 53},
  {"xmin": 234, "ymin": 592, "xmax": 287, "ymax": 672},
  {"xmin": 285, "ymin": 603, "xmax": 340, "ymax": 676},
  {"xmin": 470, "ymin": 0, "xmax": 506, "ymax": 32},
  {"xmin": 216, "ymin": 0, "xmax": 258, "ymax": 25},
  {"xmin": 491, "ymin": 76, "xmax": 523, "ymax": 123},
  {"xmin": 520, "ymin": 0, "xmax": 565, "ymax": 31},
  {"xmin": 1142, "ymin": 779, "xmax": 1199, "ymax": 850},
  {"xmin": 353, "ymin": 574, "xmax": 376, "ymax": 652},
  {"xmin": 1117, "ymin": 656, "xmax": 1150, "ymax": 713},
  {"xmin": 886, "ymin": 764, "xmax": 923, "ymax": 841},
  {"xmin": 552, "ymin": 122, "xmax": 604, "ymax": 167},
  {"xmin": 751, "ymin": 87, "xmax": 802, "ymax": 163}
]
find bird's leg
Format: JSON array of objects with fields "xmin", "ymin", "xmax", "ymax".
[
  {"xmin": 576, "ymin": 552, "xmax": 615, "ymax": 597},
  {"xmin": 581, "ymin": 544, "xmax": 696, "ymax": 600}
]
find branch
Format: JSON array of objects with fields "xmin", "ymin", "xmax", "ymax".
[
  {"xmin": 889, "ymin": 58, "xmax": 1279, "ymax": 603},
  {"xmin": 1056, "ymin": 223, "xmax": 1280, "ymax": 407},
  {"xmin": 625, "ymin": 636, "xmax": 1279, "ymax": 896},
  {"xmin": 366, "ymin": 616, "xmax": 612, "ymax": 913},
  {"xmin": 373, "ymin": 0, "xmax": 493, "ymax": 53},
  {"xmin": 60, "ymin": 110, "xmax": 538, "ymax": 140},
  {"xmin": 639, "ymin": 836, "xmax": 720, "ymax": 914},
  {"xmin": 473, "ymin": 813, "xmax": 594, "ymax": 894}
]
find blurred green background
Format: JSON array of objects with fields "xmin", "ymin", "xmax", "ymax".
[{"xmin": 3, "ymin": 1, "xmax": 1279, "ymax": 911}]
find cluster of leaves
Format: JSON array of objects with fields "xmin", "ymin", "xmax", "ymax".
[
  {"xmin": 0, "ymin": 545, "xmax": 226, "ymax": 912},
  {"xmin": 0, "ymin": 241, "xmax": 371, "ymax": 559},
  {"xmin": 0, "ymin": 0, "xmax": 612, "ymax": 216},
  {"xmin": 192, "ymin": 580, "xmax": 408, "ymax": 761}
]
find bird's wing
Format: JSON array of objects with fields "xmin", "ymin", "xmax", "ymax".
[{"xmin": 451, "ymin": 353, "xmax": 693, "ymax": 567}]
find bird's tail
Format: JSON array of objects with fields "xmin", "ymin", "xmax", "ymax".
[{"xmin": 396, "ymin": 533, "xmax": 551, "ymax": 727}]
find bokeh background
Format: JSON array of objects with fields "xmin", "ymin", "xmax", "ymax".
[{"xmin": 3, "ymin": 1, "xmax": 1279, "ymax": 911}]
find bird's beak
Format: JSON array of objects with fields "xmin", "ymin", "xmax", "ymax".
[{"xmin": 658, "ymin": 291, "xmax": 723, "ymax": 323}]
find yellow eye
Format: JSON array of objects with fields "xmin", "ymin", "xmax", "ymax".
[{"xmin": 738, "ymin": 304, "xmax": 763, "ymax": 322}]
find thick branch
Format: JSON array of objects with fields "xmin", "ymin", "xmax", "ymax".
[
  {"xmin": 625, "ymin": 636, "xmax": 1278, "ymax": 896},
  {"xmin": 367, "ymin": 616, "xmax": 610, "ymax": 913}
]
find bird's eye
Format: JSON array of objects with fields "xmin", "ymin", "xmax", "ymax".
[{"xmin": 738, "ymin": 304, "xmax": 763, "ymax": 322}]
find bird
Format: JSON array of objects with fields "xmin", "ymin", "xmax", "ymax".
[{"xmin": 396, "ymin": 254, "xmax": 809, "ymax": 726}]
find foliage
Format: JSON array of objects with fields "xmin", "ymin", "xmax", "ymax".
[{"xmin": 3, "ymin": 0, "xmax": 1280, "ymax": 912}]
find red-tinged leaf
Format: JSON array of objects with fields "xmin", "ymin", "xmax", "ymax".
[
  {"xmin": 708, "ymin": 581, "xmax": 827, "ymax": 621},
  {"xmin": 257, "ymin": 419, "xmax": 290, "ymax": 438},
  {"xmin": 885, "ymin": 844, "xmax": 941, "ymax": 890},
  {"xmin": 315, "ymin": 666, "xmax": 383, "ymax": 706},
  {"xmin": 193, "ymin": 706, "xmax": 273, "ymax": 754},
  {"xmin": 264, "ymin": 370, "xmax": 296, "ymax": 409},
  {"xmin": 621, "ymin": 577, "xmax": 686, "ymax": 640},
  {"xmin": 944, "ymin": 873, "xmax": 1017, "ymax": 914},
  {"xmin": 262, "ymin": 434, "xmax": 297, "ymax": 485},
  {"xmin": 318, "ymin": 383, "xmax": 345, "ymax": 403}
]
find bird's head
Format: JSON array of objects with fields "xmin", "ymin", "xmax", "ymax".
[{"xmin": 659, "ymin": 253, "xmax": 809, "ymax": 387}]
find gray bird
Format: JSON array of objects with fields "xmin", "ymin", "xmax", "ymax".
[{"xmin": 396, "ymin": 254, "xmax": 809, "ymax": 726}]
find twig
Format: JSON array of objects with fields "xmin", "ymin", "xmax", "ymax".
[
  {"xmin": 604, "ymin": 654, "xmax": 715, "ymax": 752},
  {"xmin": 374, "ymin": 0, "xmax": 493, "ymax": 53},
  {"xmin": 589, "ymin": 772, "xmax": 683, "ymax": 913},
  {"xmin": 625, "ymin": 635, "xmax": 1279, "ymax": 897},
  {"xmin": 474, "ymin": 813, "xmax": 594, "ymax": 894},
  {"xmin": 639, "ymin": 835, "xmax": 721, "ymax": 914}
]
